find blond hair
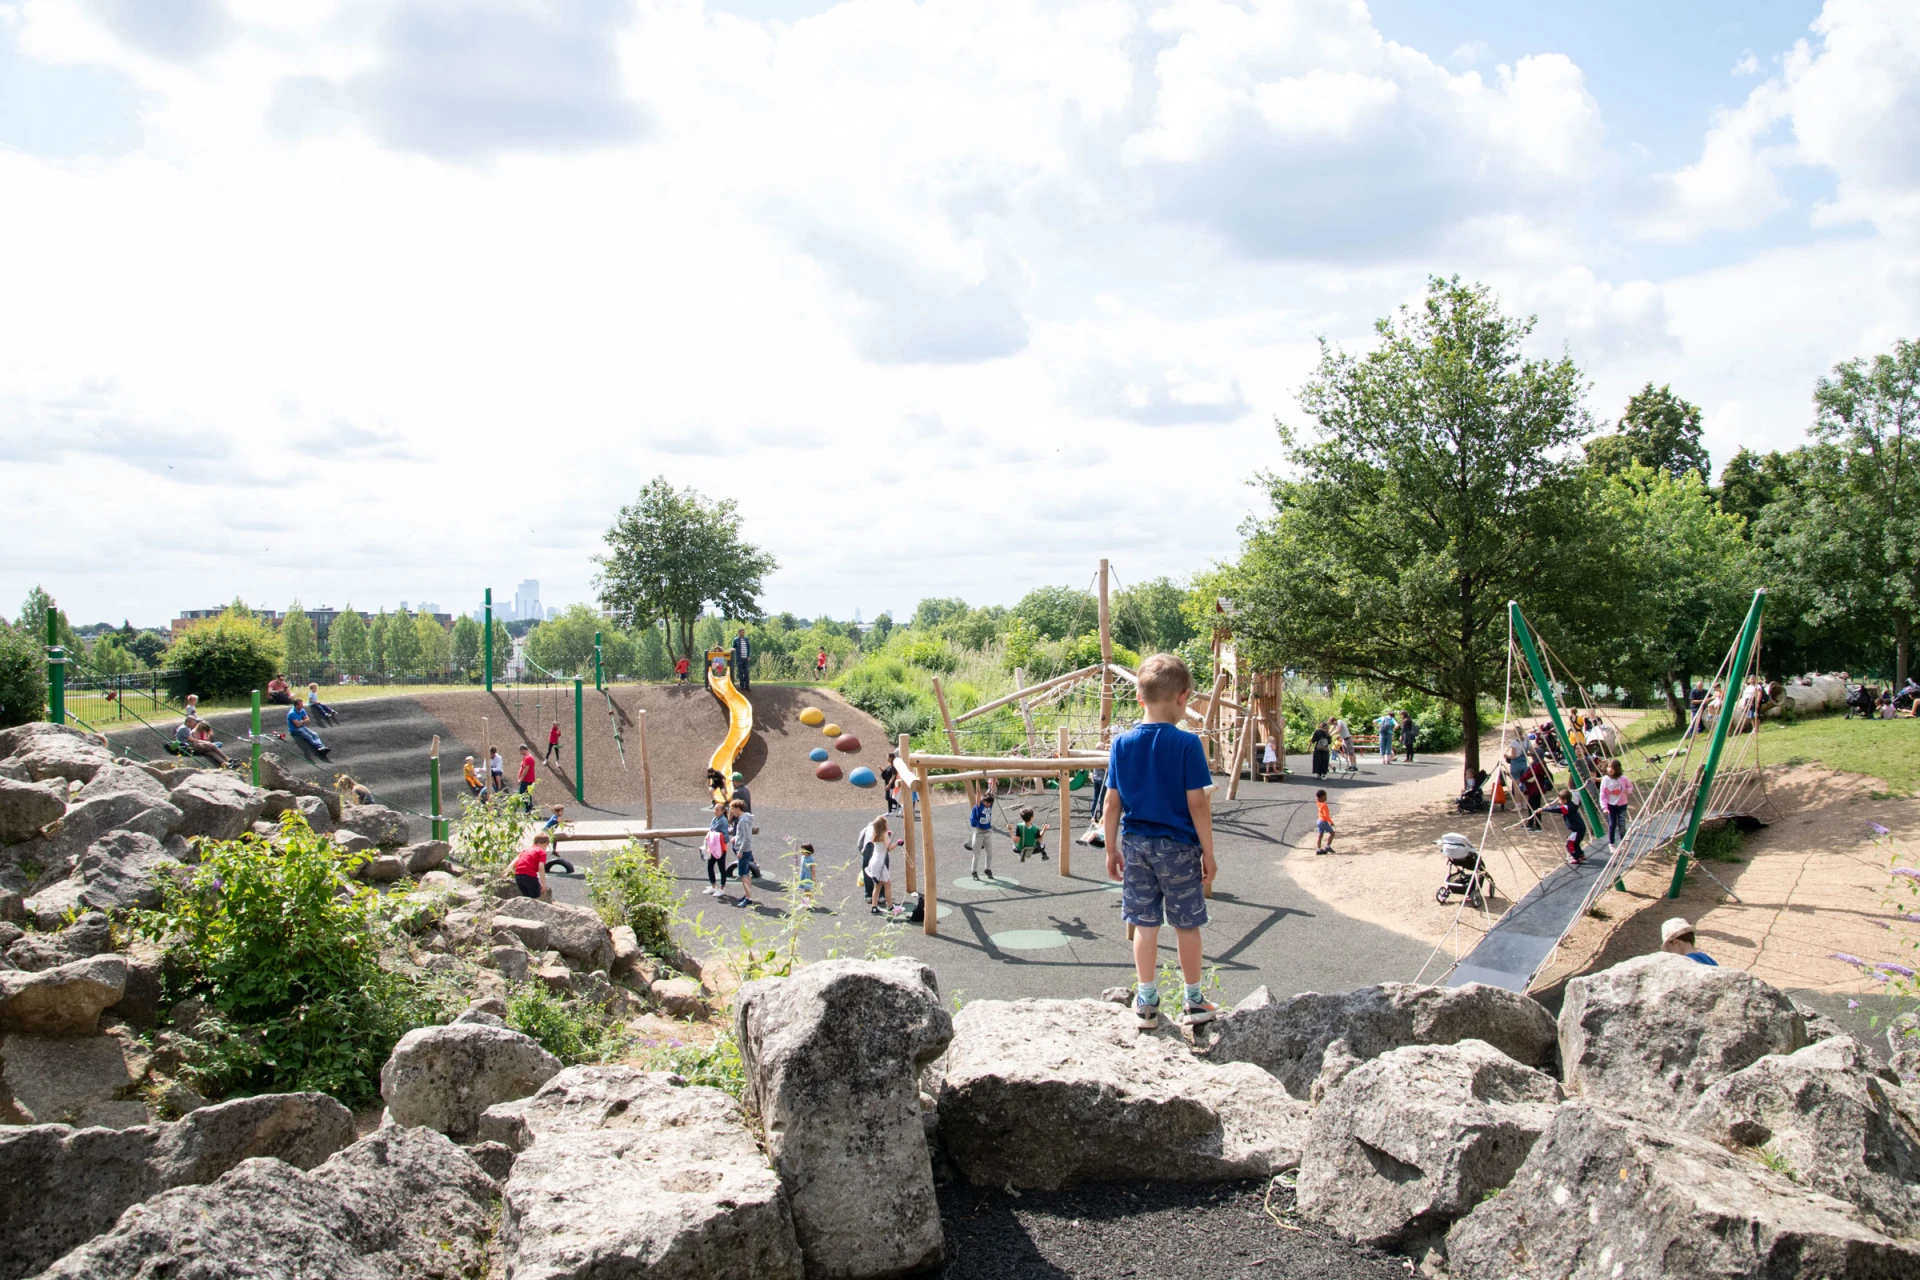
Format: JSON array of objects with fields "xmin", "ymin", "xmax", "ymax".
[{"xmin": 1137, "ymin": 652, "xmax": 1194, "ymax": 703}]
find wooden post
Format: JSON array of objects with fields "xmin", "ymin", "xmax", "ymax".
[
  {"xmin": 1226, "ymin": 694, "xmax": 1257, "ymax": 800},
  {"xmin": 898, "ymin": 734, "xmax": 918, "ymax": 896},
  {"xmin": 931, "ymin": 676, "xmax": 976, "ymax": 806},
  {"xmin": 1057, "ymin": 725, "xmax": 1072, "ymax": 878},
  {"xmin": 1098, "ymin": 558, "xmax": 1114, "ymax": 744},
  {"xmin": 1201, "ymin": 672, "xmax": 1228, "ymax": 771},
  {"xmin": 637, "ymin": 709, "xmax": 658, "ymax": 863},
  {"xmin": 1014, "ymin": 667, "xmax": 1039, "ymax": 755},
  {"xmin": 913, "ymin": 748, "xmax": 938, "ymax": 937}
]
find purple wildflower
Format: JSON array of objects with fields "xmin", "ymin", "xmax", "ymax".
[
  {"xmin": 1874, "ymin": 961, "xmax": 1917, "ymax": 979},
  {"xmin": 1895, "ymin": 868, "xmax": 1920, "ymax": 881},
  {"xmin": 1848, "ymin": 999, "xmax": 1861, "ymax": 1010},
  {"xmin": 1868, "ymin": 822, "xmax": 1891, "ymax": 836},
  {"xmin": 1831, "ymin": 952, "xmax": 1868, "ymax": 967}
]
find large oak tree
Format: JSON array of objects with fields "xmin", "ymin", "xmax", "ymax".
[
  {"xmin": 1230, "ymin": 277, "xmax": 1603, "ymax": 773},
  {"xmin": 595, "ymin": 477, "xmax": 777, "ymax": 661}
]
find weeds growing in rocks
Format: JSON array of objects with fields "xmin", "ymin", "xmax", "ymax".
[
  {"xmin": 505, "ymin": 982, "xmax": 631, "ymax": 1065},
  {"xmin": 587, "ymin": 838, "xmax": 682, "ymax": 955},
  {"xmin": 452, "ymin": 791, "xmax": 534, "ymax": 877},
  {"xmin": 640, "ymin": 1030, "xmax": 746, "ymax": 1095},
  {"xmin": 134, "ymin": 814, "xmax": 455, "ymax": 1104}
]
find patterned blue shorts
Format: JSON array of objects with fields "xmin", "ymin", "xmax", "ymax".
[{"xmin": 1120, "ymin": 833, "xmax": 1208, "ymax": 930}]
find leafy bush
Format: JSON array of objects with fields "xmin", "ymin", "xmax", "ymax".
[
  {"xmin": 135, "ymin": 816, "xmax": 450, "ymax": 1104},
  {"xmin": 639, "ymin": 1029, "xmax": 745, "ymax": 1096},
  {"xmin": 505, "ymin": 982, "xmax": 630, "ymax": 1064},
  {"xmin": 896, "ymin": 637, "xmax": 958, "ymax": 673},
  {"xmin": 165, "ymin": 604, "xmax": 283, "ymax": 699},
  {"xmin": 585, "ymin": 839, "xmax": 683, "ymax": 954},
  {"xmin": 0, "ymin": 621, "xmax": 45, "ymax": 729},
  {"xmin": 452, "ymin": 791, "xmax": 531, "ymax": 877}
]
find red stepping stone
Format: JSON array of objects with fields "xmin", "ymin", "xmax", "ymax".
[
  {"xmin": 834, "ymin": 734, "xmax": 861, "ymax": 753},
  {"xmin": 814, "ymin": 761, "xmax": 844, "ymax": 781}
]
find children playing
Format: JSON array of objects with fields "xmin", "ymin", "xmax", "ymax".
[
  {"xmin": 729, "ymin": 797, "xmax": 757, "ymax": 907},
  {"xmin": 1012, "ymin": 807, "xmax": 1049, "ymax": 863},
  {"xmin": 1314, "ymin": 789, "xmax": 1335, "ymax": 854},
  {"xmin": 545, "ymin": 721, "xmax": 562, "ymax": 765},
  {"xmin": 1104, "ymin": 653, "xmax": 1220, "ymax": 1027},
  {"xmin": 463, "ymin": 755, "xmax": 485, "ymax": 797},
  {"xmin": 488, "ymin": 747, "xmax": 507, "ymax": 794},
  {"xmin": 675, "ymin": 655, "xmax": 692, "ymax": 683},
  {"xmin": 1552, "ymin": 789, "xmax": 1589, "ymax": 866},
  {"xmin": 797, "ymin": 844, "xmax": 817, "ymax": 899},
  {"xmin": 702, "ymin": 802, "xmax": 731, "ymax": 895},
  {"xmin": 866, "ymin": 826, "xmax": 896, "ymax": 914},
  {"xmin": 1598, "ymin": 759, "xmax": 1633, "ymax": 846},
  {"xmin": 965, "ymin": 784, "xmax": 996, "ymax": 879},
  {"xmin": 510, "ymin": 834, "xmax": 551, "ymax": 899}
]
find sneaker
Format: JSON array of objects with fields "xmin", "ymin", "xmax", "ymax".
[
  {"xmin": 702, "ymin": 887, "xmax": 715, "ymax": 895},
  {"xmin": 1316, "ymin": 846, "xmax": 1329, "ymax": 856},
  {"xmin": 1040, "ymin": 851, "xmax": 1050, "ymax": 861},
  {"xmin": 1134, "ymin": 997, "xmax": 1161, "ymax": 1029},
  {"xmin": 870, "ymin": 905, "xmax": 882, "ymax": 915},
  {"xmin": 1567, "ymin": 853, "xmax": 1586, "ymax": 868},
  {"xmin": 983, "ymin": 867, "xmax": 994, "ymax": 879},
  {"xmin": 1182, "ymin": 996, "xmax": 1221, "ymax": 1025}
]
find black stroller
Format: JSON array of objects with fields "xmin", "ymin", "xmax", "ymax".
[
  {"xmin": 1454, "ymin": 769, "xmax": 1489, "ymax": 814},
  {"xmin": 1434, "ymin": 833, "xmax": 1494, "ymax": 909}
]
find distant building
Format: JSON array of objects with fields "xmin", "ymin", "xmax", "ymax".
[
  {"xmin": 546, "ymin": 607, "xmax": 558, "ymax": 621},
  {"xmin": 418, "ymin": 601, "xmax": 440, "ymax": 616},
  {"xmin": 171, "ymin": 607, "xmax": 284, "ymax": 633},
  {"xmin": 514, "ymin": 579, "xmax": 541, "ymax": 624}
]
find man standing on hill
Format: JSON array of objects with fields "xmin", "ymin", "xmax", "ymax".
[{"xmin": 731, "ymin": 627, "xmax": 752, "ymax": 692}]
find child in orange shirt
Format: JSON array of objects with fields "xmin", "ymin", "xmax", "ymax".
[{"xmin": 1315, "ymin": 789, "xmax": 1335, "ymax": 855}]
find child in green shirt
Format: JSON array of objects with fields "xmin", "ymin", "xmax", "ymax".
[{"xmin": 1012, "ymin": 808, "xmax": 1049, "ymax": 863}]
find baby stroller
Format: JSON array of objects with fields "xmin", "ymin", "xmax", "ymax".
[
  {"xmin": 1454, "ymin": 769, "xmax": 1489, "ymax": 814},
  {"xmin": 1434, "ymin": 833, "xmax": 1494, "ymax": 909}
]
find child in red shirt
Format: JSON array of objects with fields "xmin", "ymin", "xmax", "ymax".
[
  {"xmin": 546, "ymin": 722, "xmax": 562, "ymax": 764},
  {"xmin": 517, "ymin": 746, "xmax": 537, "ymax": 796},
  {"xmin": 676, "ymin": 656, "xmax": 691, "ymax": 683},
  {"xmin": 511, "ymin": 835, "xmax": 550, "ymax": 898}
]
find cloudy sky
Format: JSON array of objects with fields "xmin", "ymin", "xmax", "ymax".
[{"xmin": 3, "ymin": 0, "xmax": 1917, "ymax": 629}]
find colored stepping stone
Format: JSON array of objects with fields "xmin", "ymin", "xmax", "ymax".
[
  {"xmin": 834, "ymin": 734, "xmax": 861, "ymax": 753},
  {"xmin": 799, "ymin": 707, "xmax": 826, "ymax": 726},
  {"xmin": 814, "ymin": 761, "xmax": 844, "ymax": 781},
  {"xmin": 809, "ymin": 747, "xmax": 829, "ymax": 762},
  {"xmin": 990, "ymin": 928, "xmax": 1071, "ymax": 950},
  {"xmin": 822, "ymin": 723, "xmax": 842, "ymax": 737},
  {"xmin": 848, "ymin": 766, "xmax": 877, "ymax": 787}
]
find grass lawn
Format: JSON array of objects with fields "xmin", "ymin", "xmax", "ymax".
[{"xmin": 1619, "ymin": 709, "xmax": 1920, "ymax": 798}]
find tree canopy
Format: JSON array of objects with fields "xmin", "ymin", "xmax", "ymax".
[
  {"xmin": 1586, "ymin": 382, "xmax": 1709, "ymax": 483},
  {"xmin": 283, "ymin": 604, "xmax": 320, "ymax": 673},
  {"xmin": 1231, "ymin": 276, "xmax": 1601, "ymax": 770},
  {"xmin": 595, "ymin": 477, "xmax": 777, "ymax": 660}
]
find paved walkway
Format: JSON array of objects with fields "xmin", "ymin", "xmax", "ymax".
[{"xmin": 546, "ymin": 753, "xmax": 1458, "ymax": 1005}]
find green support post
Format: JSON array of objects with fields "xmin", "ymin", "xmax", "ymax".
[
  {"xmin": 250, "ymin": 689, "xmax": 262, "ymax": 788},
  {"xmin": 1669, "ymin": 589, "xmax": 1766, "ymax": 898},
  {"xmin": 574, "ymin": 678, "xmax": 585, "ymax": 803},
  {"xmin": 484, "ymin": 589, "xmax": 494, "ymax": 692},
  {"xmin": 594, "ymin": 631, "xmax": 603, "ymax": 691},
  {"xmin": 45, "ymin": 608, "xmax": 65, "ymax": 727},
  {"xmin": 429, "ymin": 739, "xmax": 446, "ymax": 841},
  {"xmin": 1510, "ymin": 603, "xmax": 1605, "ymax": 839}
]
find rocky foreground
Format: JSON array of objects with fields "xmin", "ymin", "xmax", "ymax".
[{"xmin": 4, "ymin": 721, "xmax": 1920, "ymax": 1277}]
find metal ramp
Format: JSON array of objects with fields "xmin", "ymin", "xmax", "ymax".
[{"xmin": 1445, "ymin": 810, "xmax": 1691, "ymax": 992}]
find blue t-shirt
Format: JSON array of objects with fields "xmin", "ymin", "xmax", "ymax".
[
  {"xmin": 1107, "ymin": 720, "xmax": 1211, "ymax": 843},
  {"xmin": 1686, "ymin": 951, "xmax": 1718, "ymax": 966},
  {"xmin": 287, "ymin": 707, "xmax": 307, "ymax": 731}
]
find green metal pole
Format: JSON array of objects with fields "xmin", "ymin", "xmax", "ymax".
[
  {"xmin": 429, "ymin": 741, "xmax": 445, "ymax": 841},
  {"xmin": 45, "ymin": 608, "xmax": 65, "ymax": 726},
  {"xmin": 1510, "ymin": 602, "xmax": 1605, "ymax": 838},
  {"xmin": 574, "ymin": 678, "xmax": 585, "ymax": 803},
  {"xmin": 594, "ymin": 631, "xmax": 603, "ymax": 691},
  {"xmin": 484, "ymin": 589, "xmax": 494, "ymax": 692},
  {"xmin": 250, "ymin": 689, "xmax": 262, "ymax": 787},
  {"xmin": 1669, "ymin": 589, "xmax": 1766, "ymax": 898}
]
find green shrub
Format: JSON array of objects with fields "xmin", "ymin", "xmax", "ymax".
[
  {"xmin": 585, "ymin": 839, "xmax": 683, "ymax": 954},
  {"xmin": 505, "ymin": 982, "xmax": 630, "ymax": 1065},
  {"xmin": 897, "ymin": 637, "xmax": 958, "ymax": 673},
  {"xmin": 640, "ymin": 1029, "xmax": 745, "ymax": 1096},
  {"xmin": 135, "ymin": 816, "xmax": 450, "ymax": 1104},
  {"xmin": 452, "ymin": 791, "xmax": 531, "ymax": 877},
  {"xmin": 165, "ymin": 605, "xmax": 283, "ymax": 699},
  {"xmin": 0, "ymin": 621, "xmax": 45, "ymax": 729}
]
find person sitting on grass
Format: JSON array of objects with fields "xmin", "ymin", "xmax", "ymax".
[
  {"xmin": 1105, "ymin": 652, "xmax": 1221, "ymax": 1028},
  {"xmin": 511, "ymin": 834, "xmax": 550, "ymax": 899},
  {"xmin": 305, "ymin": 682, "xmax": 338, "ymax": 725},
  {"xmin": 1012, "ymin": 807, "xmax": 1049, "ymax": 863},
  {"xmin": 286, "ymin": 697, "xmax": 330, "ymax": 759},
  {"xmin": 265, "ymin": 675, "xmax": 292, "ymax": 705},
  {"xmin": 1660, "ymin": 917, "xmax": 1716, "ymax": 965},
  {"xmin": 730, "ymin": 797, "xmax": 758, "ymax": 907}
]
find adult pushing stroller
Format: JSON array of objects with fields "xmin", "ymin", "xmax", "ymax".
[{"xmin": 1434, "ymin": 833, "xmax": 1494, "ymax": 909}]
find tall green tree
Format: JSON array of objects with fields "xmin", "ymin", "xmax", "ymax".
[
  {"xmin": 1759, "ymin": 338, "xmax": 1920, "ymax": 684},
  {"xmin": 1231, "ymin": 277, "xmax": 1601, "ymax": 772},
  {"xmin": 384, "ymin": 608, "xmax": 422, "ymax": 676},
  {"xmin": 869, "ymin": 612, "xmax": 894, "ymax": 645},
  {"xmin": 1716, "ymin": 446, "xmax": 1801, "ymax": 532},
  {"xmin": 1011, "ymin": 586, "xmax": 1097, "ymax": 641},
  {"xmin": 331, "ymin": 608, "xmax": 369, "ymax": 676},
  {"xmin": 1113, "ymin": 576, "xmax": 1197, "ymax": 654},
  {"xmin": 636, "ymin": 621, "xmax": 669, "ymax": 680},
  {"xmin": 415, "ymin": 613, "xmax": 450, "ymax": 674},
  {"xmin": 0, "ymin": 619, "xmax": 46, "ymax": 728},
  {"xmin": 88, "ymin": 634, "xmax": 141, "ymax": 677},
  {"xmin": 1586, "ymin": 382, "xmax": 1710, "ymax": 482},
  {"xmin": 489, "ymin": 618, "xmax": 513, "ymax": 675},
  {"xmin": 165, "ymin": 603, "xmax": 283, "ymax": 698},
  {"xmin": 451, "ymin": 615, "xmax": 482, "ymax": 673},
  {"xmin": 367, "ymin": 611, "xmax": 390, "ymax": 677},
  {"xmin": 282, "ymin": 603, "xmax": 320, "ymax": 674},
  {"xmin": 524, "ymin": 605, "xmax": 604, "ymax": 676},
  {"xmin": 17, "ymin": 586, "xmax": 75, "ymax": 650},
  {"xmin": 596, "ymin": 478, "xmax": 778, "ymax": 660},
  {"xmin": 1598, "ymin": 466, "xmax": 1758, "ymax": 726}
]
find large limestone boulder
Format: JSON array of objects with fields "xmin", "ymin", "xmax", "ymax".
[
  {"xmin": 257, "ymin": 754, "xmax": 342, "ymax": 820},
  {"xmin": 481, "ymin": 1065, "xmax": 803, "ymax": 1280},
  {"xmin": 4, "ymin": 911, "xmax": 114, "ymax": 971},
  {"xmin": 404, "ymin": 838, "xmax": 450, "ymax": 874},
  {"xmin": 0, "ymin": 1030, "xmax": 143, "ymax": 1126},
  {"xmin": 0, "ymin": 776, "xmax": 65, "ymax": 846},
  {"xmin": 28, "ymin": 832, "xmax": 185, "ymax": 925},
  {"xmin": 1205, "ymin": 980, "xmax": 1558, "ymax": 1099},
  {"xmin": 0, "ymin": 1091, "xmax": 354, "ymax": 1280},
  {"xmin": 1446, "ymin": 1101, "xmax": 1920, "ymax": 1278},
  {"xmin": 167, "ymin": 770, "xmax": 268, "ymax": 841},
  {"xmin": 1559, "ymin": 952, "xmax": 1806, "ymax": 1125},
  {"xmin": 2, "ymin": 726, "xmax": 112, "ymax": 785},
  {"xmin": 337, "ymin": 802, "xmax": 410, "ymax": 847},
  {"xmin": 737, "ymin": 958, "xmax": 952, "ymax": 1278},
  {"xmin": 0, "ymin": 953, "xmax": 126, "ymax": 1035},
  {"xmin": 1296, "ymin": 1039, "xmax": 1563, "ymax": 1253},
  {"xmin": 1684, "ymin": 1034, "xmax": 1920, "ymax": 1239},
  {"xmin": 935, "ymin": 998, "xmax": 1308, "ymax": 1189},
  {"xmin": 490, "ymin": 895, "xmax": 615, "ymax": 972},
  {"xmin": 36, "ymin": 1125, "xmax": 498, "ymax": 1280},
  {"xmin": 380, "ymin": 1022, "xmax": 562, "ymax": 1140},
  {"xmin": 8, "ymin": 768, "xmax": 182, "ymax": 892}
]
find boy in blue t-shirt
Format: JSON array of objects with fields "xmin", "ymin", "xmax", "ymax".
[
  {"xmin": 965, "ymin": 784, "xmax": 996, "ymax": 879},
  {"xmin": 1103, "ymin": 653, "xmax": 1218, "ymax": 1027}
]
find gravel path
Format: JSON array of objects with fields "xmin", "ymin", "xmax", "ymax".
[{"xmin": 936, "ymin": 1178, "xmax": 1410, "ymax": 1280}]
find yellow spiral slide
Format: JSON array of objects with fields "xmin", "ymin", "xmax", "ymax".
[{"xmin": 704, "ymin": 646, "xmax": 753, "ymax": 800}]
